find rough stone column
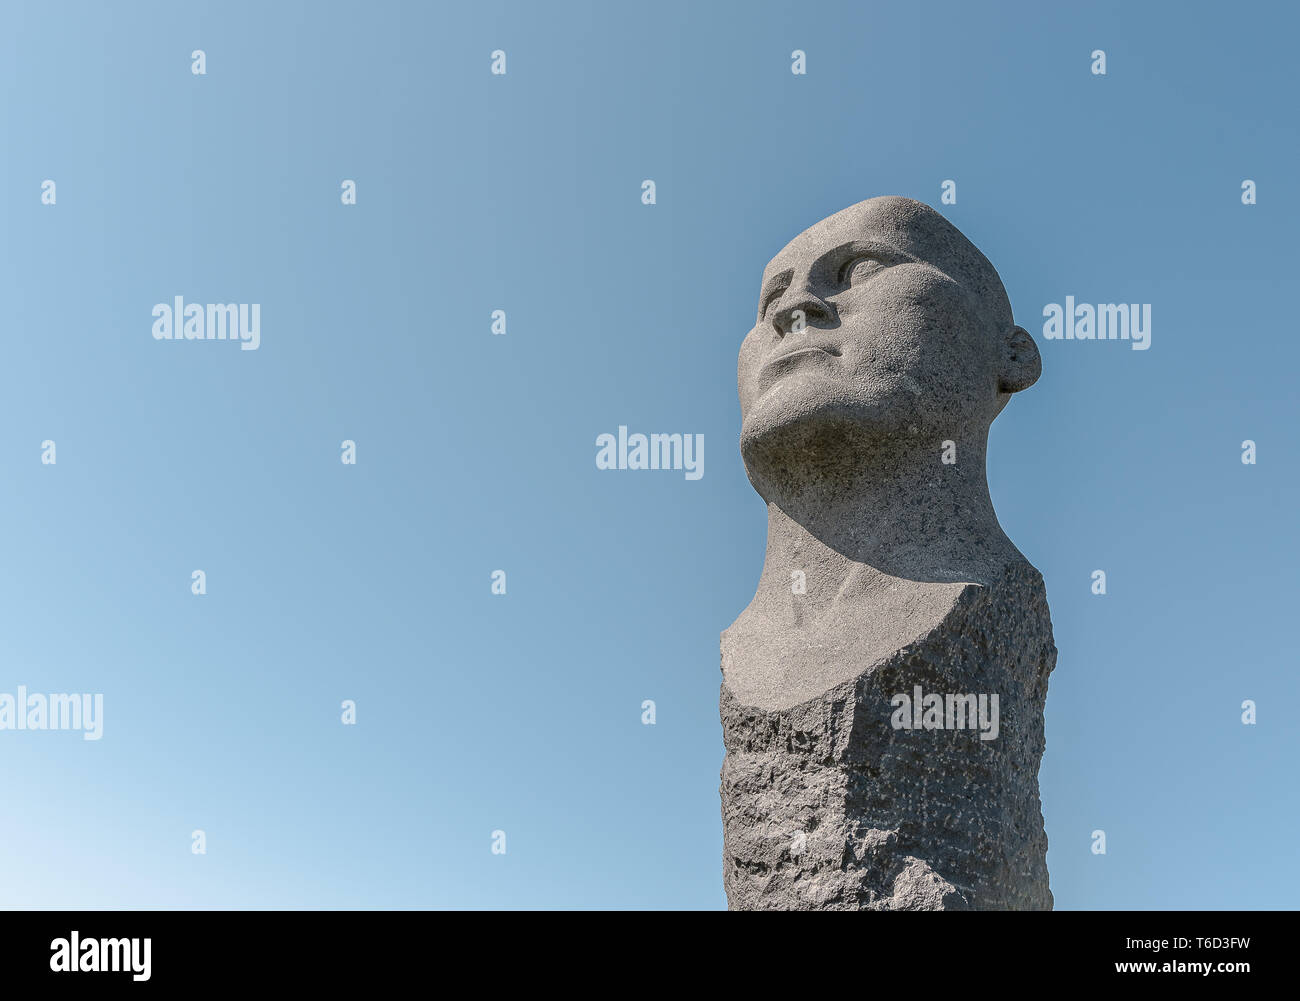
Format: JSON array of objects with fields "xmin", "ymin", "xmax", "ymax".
[{"xmin": 721, "ymin": 561, "xmax": 1055, "ymax": 910}]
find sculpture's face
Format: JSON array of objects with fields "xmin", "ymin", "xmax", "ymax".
[{"xmin": 738, "ymin": 198, "xmax": 1032, "ymax": 476}]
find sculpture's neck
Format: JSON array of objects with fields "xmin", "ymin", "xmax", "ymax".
[{"xmin": 747, "ymin": 425, "xmax": 1019, "ymax": 620}]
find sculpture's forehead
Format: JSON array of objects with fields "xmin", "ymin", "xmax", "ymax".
[{"xmin": 761, "ymin": 197, "xmax": 1009, "ymax": 318}]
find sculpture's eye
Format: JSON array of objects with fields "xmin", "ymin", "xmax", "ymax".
[{"xmin": 840, "ymin": 256, "xmax": 885, "ymax": 285}]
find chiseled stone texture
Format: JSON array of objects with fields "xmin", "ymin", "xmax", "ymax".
[{"xmin": 720, "ymin": 560, "xmax": 1055, "ymax": 910}]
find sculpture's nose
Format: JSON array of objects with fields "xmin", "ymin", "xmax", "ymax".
[{"xmin": 771, "ymin": 287, "xmax": 833, "ymax": 337}]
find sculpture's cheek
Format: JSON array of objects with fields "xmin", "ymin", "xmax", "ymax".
[
  {"xmin": 833, "ymin": 273, "xmax": 1001, "ymax": 425},
  {"xmin": 737, "ymin": 325, "xmax": 771, "ymax": 414}
]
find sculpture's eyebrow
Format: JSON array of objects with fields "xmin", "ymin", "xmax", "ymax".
[
  {"xmin": 761, "ymin": 240, "xmax": 914, "ymax": 299},
  {"xmin": 757, "ymin": 268, "xmax": 793, "ymax": 312},
  {"xmin": 818, "ymin": 239, "xmax": 912, "ymax": 277}
]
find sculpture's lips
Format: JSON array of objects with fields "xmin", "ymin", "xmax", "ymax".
[
  {"xmin": 756, "ymin": 346, "xmax": 840, "ymax": 395},
  {"xmin": 761, "ymin": 346, "xmax": 840, "ymax": 371}
]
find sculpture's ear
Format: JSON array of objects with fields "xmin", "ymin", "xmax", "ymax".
[{"xmin": 999, "ymin": 325, "xmax": 1041, "ymax": 394}]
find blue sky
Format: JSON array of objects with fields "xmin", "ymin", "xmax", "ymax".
[{"xmin": 0, "ymin": 0, "xmax": 1295, "ymax": 908}]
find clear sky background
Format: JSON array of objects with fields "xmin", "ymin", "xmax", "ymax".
[{"xmin": 0, "ymin": 0, "xmax": 1295, "ymax": 909}]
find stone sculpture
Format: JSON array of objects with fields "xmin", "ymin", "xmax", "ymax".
[{"xmin": 721, "ymin": 196, "xmax": 1056, "ymax": 910}]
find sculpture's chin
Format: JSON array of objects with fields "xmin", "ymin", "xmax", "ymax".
[
  {"xmin": 742, "ymin": 366, "xmax": 928, "ymax": 441},
  {"xmin": 741, "ymin": 380, "xmax": 910, "ymax": 452},
  {"xmin": 739, "ymin": 403, "xmax": 883, "ymax": 504}
]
